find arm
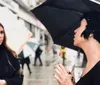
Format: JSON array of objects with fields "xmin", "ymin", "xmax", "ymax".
[
  {"xmin": 0, "ymin": 69, "xmax": 22, "ymax": 85},
  {"xmin": 5, "ymin": 69, "xmax": 23, "ymax": 85},
  {"xmin": 2, "ymin": 49, "xmax": 23, "ymax": 85},
  {"xmin": 54, "ymin": 64, "xmax": 74, "ymax": 85},
  {"xmin": 5, "ymin": 55, "xmax": 23, "ymax": 85}
]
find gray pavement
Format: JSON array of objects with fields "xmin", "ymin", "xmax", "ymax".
[
  {"xmin": 23, "ymin": 63, "xmax": 83, "ymax": 85},
  {"xmin": 22, "ymin": 53, "xmax": 84, "ymax": 85},
  {"xmin": 23, "ymin": 64, "xmax": 58, "ymax": 85}
]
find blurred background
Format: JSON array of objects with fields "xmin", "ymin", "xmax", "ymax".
[{"xmin": 0, "ymin": 0, "xmax": 86, "ymax": 85}]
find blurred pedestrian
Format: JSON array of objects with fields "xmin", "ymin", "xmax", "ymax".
[
  {"xmin": 34, "ymin": 44, "xmax": 43, "ymax": 66},
  {"xmin": 52, "ymin": 45, "xmax": 57, "ymax": 56},
  {"xmin": 0, "ymin": 23, "xmax": 22, "ymax": 85},
  {"xmin": 18, "ymin": 50, "xmax": 32, "ymax": 74},
  {"xmin": 59, "ymin": 46, "xmax": 66, "ymax": 66}
]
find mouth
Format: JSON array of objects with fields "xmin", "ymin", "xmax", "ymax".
[
  {"xmin": 73, "ymin": 35, "xmax": 76, "ymax": 41},
  {"xmin": 74, "ymin": 35, "xmax": 75, "ymax": 38},
  {"xmin": 0, "ymin": 40, "xmax": 3, "ymax": 43},
  {"xmin": 73, "ymin": 38, "xmax": 75, "ymax": 41}
]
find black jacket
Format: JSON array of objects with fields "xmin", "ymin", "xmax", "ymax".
[
  {"xmin": 76, "ymin": 61, "xmax": 100, "ymax": 85},
  {"xmin": 36, "ymin": 46, "xmax": 42, "ymax": 57},
  {"xmin": 0, "ymin": 45, "xmax": 22, "ymax": 85}
]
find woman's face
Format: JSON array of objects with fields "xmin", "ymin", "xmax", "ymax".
[
  {"xmin": 74, "ymin": 19, "xmax": 87, "ymax": 47},
  {"xmin": 0, "ymin": 25, "xmax": 4, "ymax": 45}
]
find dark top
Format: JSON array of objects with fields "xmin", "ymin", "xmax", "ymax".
[
  {"xmin": 18, "ymin": 50, "xmax": 24, "ymax": 59},
  {"xmin": 76, "ymin": 61, "xmax": 100, "ymax": 85},
  {"xmin": 36, "ymin": 45, "xmax": 42, "ymax": 57},
  {"xmin": 0, "ymin": 45, "xmax": 22, "ymax": 85}
]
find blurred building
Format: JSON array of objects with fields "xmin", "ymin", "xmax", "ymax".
[{"xmin": 0, "ymin": 0, "xmax": 47, "ymax": 43}]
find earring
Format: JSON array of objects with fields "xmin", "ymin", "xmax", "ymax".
[{"xmin": 89, "ymin": 34, "xmax": 93, "ymax": 38}]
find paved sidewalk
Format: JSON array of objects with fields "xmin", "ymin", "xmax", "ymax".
[
  {"xmin": 23, "ymin": 64, "xmax": 83, "ymax": 85},
  {"xmin": 23, "ymin": 65, "xmax": 58, "ymax": 85}
]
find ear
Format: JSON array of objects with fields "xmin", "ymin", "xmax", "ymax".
[{"xmin": 89, "ymin": 34, "xmax": 94, "ymax": 38}]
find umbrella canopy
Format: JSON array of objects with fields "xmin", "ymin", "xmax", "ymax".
[
  {"xmin": 31, "ymin": 0, "xmax": 100, "ymax": 51},
  {"xmin": 23, "ymin": 44, "xmax": 35, "ymax": 58},
  {"xmin": 27, "ymin": 42, "xmax": 37, "ymax": 50},
  {"xmin": 27, "ymin": 42, "xmax": 39, "ymax": 51},
  {"xmin": 28, "ymin": 38, "xmax": 39, "ymax": 44},
  {"xmin": 0, "ymin": 7, "xmax": 32, "ymax": 54},
  {"xmin": 27, "ymin": 38, "xmax": 39, "ymax": 51}
]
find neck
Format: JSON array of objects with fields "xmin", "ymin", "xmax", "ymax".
[{"xmin": 80, "ymin": 41, "xmax": 100, "ymax": 64}]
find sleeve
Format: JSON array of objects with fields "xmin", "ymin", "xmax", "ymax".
[{"xmin": 5, "ymin": 72, "xmax": 23, "ymax": 85}]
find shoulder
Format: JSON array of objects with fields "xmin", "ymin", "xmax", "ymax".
[
  {"xmin": 91, "ymin": 61, "xmax": 100, "ymax": 84},
  {"xmin": 94, "ymin": 61, "xmax": 100, "ymax": 70},
  {"xmin": 6, "ymin": 49, "xmax": 17, "ymax": 59},
  {"xmin": 95, "ymin": 61, "xmax": 100, "ymax": 71},
  {"xmin": 6, "ymin": 48, "xmax": 20, "ymax": 70},
  {"xmin": 91, "ymin": 61, "xmax": 100, "ymax": 77}
]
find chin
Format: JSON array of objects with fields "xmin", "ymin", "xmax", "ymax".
[
  {"xmin": 0, "ymin": 42, "xmax": 3, "ymax": 45},
  {"xmin": 73, "ymin": 40, "xmax": 76, "ymax": 46},
  {"xmin": 74, "ymin": 42, "xmax": 76, "ymax": 46},
  {"xmin": 74, "ymin": 41, "xmax": 79, "ymax": 47}
]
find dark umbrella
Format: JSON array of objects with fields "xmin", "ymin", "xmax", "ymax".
[{"xmin": 31, "ymin": 0, "xmax": 100, "ymax": 51}]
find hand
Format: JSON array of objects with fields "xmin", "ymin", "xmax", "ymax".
[
  {"xmin": 19, "ymin": 64, "xmax": 23, "ymax": 74},
  {"xmin": 54, "ymin": 64, "xmax": 74, "ymax": 85},
  {"xmin": 0, "ymin": 80, "xmax": 7, "ymax": 85}
]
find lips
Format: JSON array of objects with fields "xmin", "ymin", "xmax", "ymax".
[
  {"xmin": 0, "ymin": 40, "xmax": 3, "ymax": 42},
  {"xmin": 74, "ymin": 34, "xmax": 76, "ymax": 38}
]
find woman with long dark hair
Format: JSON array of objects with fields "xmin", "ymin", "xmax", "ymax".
[{"xmin": 0, "ymin": 23, "xmax": 22, "ymax": 85}]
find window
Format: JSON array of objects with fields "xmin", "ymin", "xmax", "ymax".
[
  {"xmin": 30, "ymin": 25, "xmax": 35, "ymax": 37},
  {"xmin": 24, "ymin": 20, "xmax": 31, "ymax": 31}
]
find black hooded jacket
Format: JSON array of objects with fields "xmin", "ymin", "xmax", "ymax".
[{"xmin": 0, "ymin": 45, "xmax": 22, "ymax": 85}]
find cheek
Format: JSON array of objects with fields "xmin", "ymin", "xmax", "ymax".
[
  {"xmin": 74, "ymin": 37, "xmax": 82, "ymax": 46},
  {"xmin": 2, "ymin": 35, "xmax": 4, "ymax": 40}
]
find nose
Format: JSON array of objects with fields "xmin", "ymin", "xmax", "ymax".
[
  {"xmin": 0, "ymin": 33, "xmax": 2, "ymax": 36},
  {"xmin": 0, "ymin": 33, "xmax": 3, "ymax": 38},
  {"xmin": 74, "ymin": 29, "xmax": 77, "ymax": 34}
]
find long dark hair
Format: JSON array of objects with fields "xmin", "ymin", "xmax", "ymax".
[{"xmin": 0, "ymin": 23, "xmax": 17, "ymax": 57}]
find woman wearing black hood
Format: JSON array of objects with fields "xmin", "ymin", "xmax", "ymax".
[{"xmin": 0, "ymin": 23, "xmax": 22, "ymax": 85}]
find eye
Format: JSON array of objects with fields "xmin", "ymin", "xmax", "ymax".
[{"xmin": 0, "ymin": 31, "xmax": 4, "ymax": 34}]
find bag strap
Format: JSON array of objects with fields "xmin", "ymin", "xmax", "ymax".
[{"xmin": 6, "ymin": 52, "xmax": 16, "ymax": 71}]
